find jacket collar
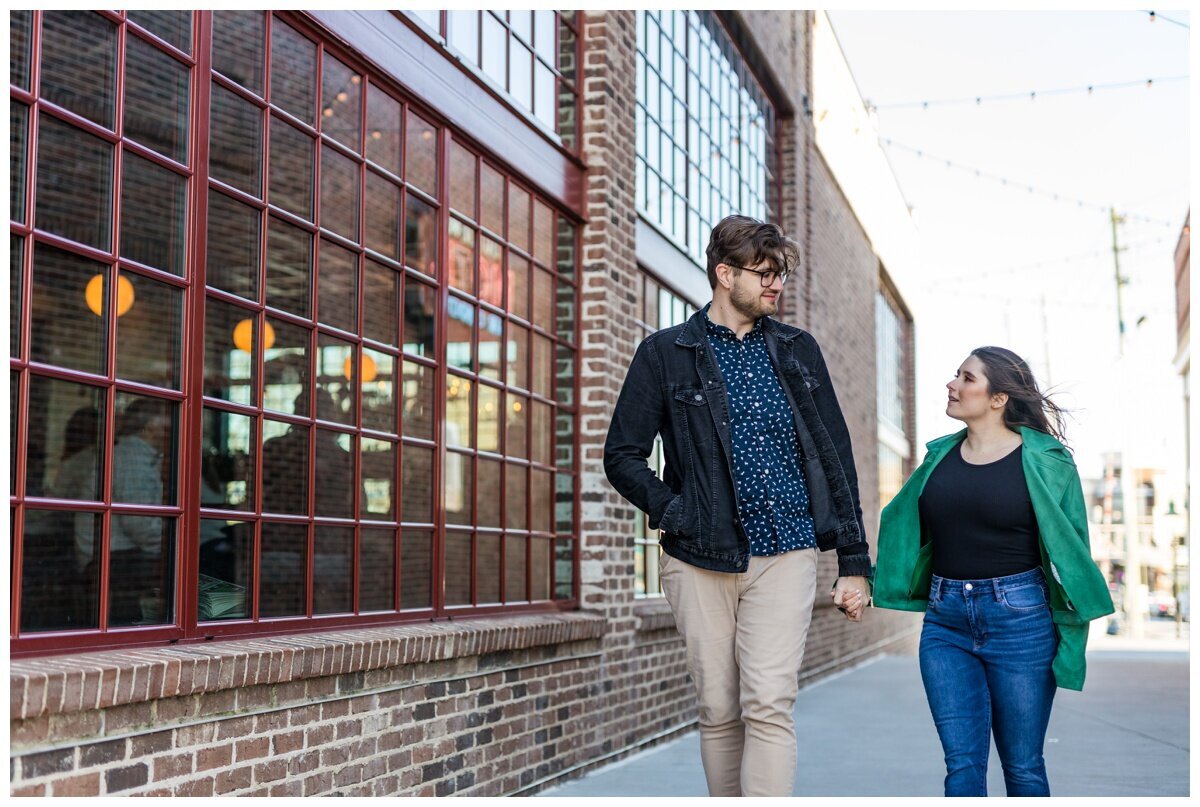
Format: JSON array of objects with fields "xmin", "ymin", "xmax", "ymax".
[
  {"xmin": 925, "ymin": 426, "xmax": 1073, "ymax": 466},
  {"xmin": 675, "ymin": 307, "xmax": 796, "ymax": 348}
]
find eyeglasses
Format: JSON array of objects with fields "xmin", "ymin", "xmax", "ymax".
[{"xmin": 724, "ymin": 263, "xmax": 792, "ymax": 287}]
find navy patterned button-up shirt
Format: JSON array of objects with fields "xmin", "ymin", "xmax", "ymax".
[{"xmin": 704, "ymin": 305, "xmax": 817, "ymax": 556}]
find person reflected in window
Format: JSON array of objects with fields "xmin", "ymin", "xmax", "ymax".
[{"xmin": 108, "ymin": 398, "xmax": 172, "ymax": 625}]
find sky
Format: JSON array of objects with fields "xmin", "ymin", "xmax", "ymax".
[{"xmin": 826, "ymin": 9, "xmax": 1191, "ymax": 482}]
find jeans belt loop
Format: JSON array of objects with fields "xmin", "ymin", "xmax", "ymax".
[
  {"xmin": 934, "ymin": 577, "xmax": 943, "ymax": 601},
  {"xmin": 993, "ymin": 578, "xmax": 1003, "ymax": 602}
]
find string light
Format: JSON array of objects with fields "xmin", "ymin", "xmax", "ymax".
[
  {"xmin": 880, "ymin": 138, "xmax": 1179, "ymax": 227},
  {"xmin": 870, "ymin": 75, "xmax": 1187, "ymax": 111}
]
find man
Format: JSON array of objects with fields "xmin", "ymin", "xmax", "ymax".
[{"xmin": 604, "ymin": 215, "xmax": 871, "ymax": 797}]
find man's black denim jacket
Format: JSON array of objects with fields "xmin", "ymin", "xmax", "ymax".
[{"xmin": 604, "ymin": 309, "xmax": 872, "ymax": 578}]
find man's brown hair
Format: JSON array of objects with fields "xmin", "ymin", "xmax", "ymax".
[{"xmin": 704, "ymin": 215, "xmax": 801, "ymax": 288}]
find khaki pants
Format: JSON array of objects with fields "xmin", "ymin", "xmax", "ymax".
[{"xmin": 659, "ymin": 548, "xmax": 818, "ymax": 797}]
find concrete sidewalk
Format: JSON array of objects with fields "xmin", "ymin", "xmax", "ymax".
[{"xmin": 539, "ymin": 622, "xmax": 1189, "ymax": 797}]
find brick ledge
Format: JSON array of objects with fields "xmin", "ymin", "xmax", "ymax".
[
  {"xmin": 10, "ymin": 612, "xmax": 608, "ymax": 721},
  {"xmin": 633, "ymin": 599, "xmax": 677, "ymax": 633}
]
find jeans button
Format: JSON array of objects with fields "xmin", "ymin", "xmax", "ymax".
[
  {"xmin": 964, "ymin": 583, "xmax": 973, "ymax": 591},
  {"xmin": 694, "ymin": 394, "xmax": 703, "ymax": 402}
]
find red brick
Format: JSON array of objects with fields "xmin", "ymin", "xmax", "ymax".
[
  {"xmin": 152, "ymin": 752, "xmax": 194, "ymax": 781},
  {"xmin": 11, "ymin": 715, "xmax": 50, "ymax": 746},
  {"xmin": 50, "ymin": 772, "xmax": 102, "ymax": 797},
  {"xmin": 12, "ymin": 784, "xmax": 46, "ymax": 796},
  {"xmin": 255, "ymin": 758, "xmax": 288, "ymax": 784},
  {"xmin": 303, "ymin": 771, "xmax": 333, "ymax": 796},
  {"xmin": 288, "ymin": 750, "xmax": 320, "ymax": 776},
  {"xmin": 155, "ymin": 695, "xmax": 197, "ymax": 723},
  {"xmin": 174, "ymin": 776, "xmax": 215, "ymax": 797},
  {"xmin": 195, "ymin": 744, "xmax": 233, "ymax": 771},
  {"xmin": 48, "ymin": 709, "xmax": 103, "ymax": 743},
  {"xmin": 104, "ymin": 701, "xmax": 154, "ymax": 733},
  {"xmin": 173, "ymin": 723, "xmax": 216, "ymax": 748},
  {"xmin": 270, "ymin": 779, "xmax": 303, "ymax": 797},
  {"xmin": 272, "ymin": 729, "xmax": 304, "ymax": 754},
  {"xmin": 234, "ymin": 736, "xmax": 270, "ymax": 762},
  {"xmin": 214, "ymin": 765, "xmax": 253, "ymax": 795}
]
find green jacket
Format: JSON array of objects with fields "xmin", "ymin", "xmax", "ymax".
[{"xmin": 874, "ymin": 426, "xmax": 1115, "ymax": 690}]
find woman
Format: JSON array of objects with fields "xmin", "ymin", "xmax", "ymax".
[{"xmin": 870, "ymin": 346, "xmax": 1113, "ymax": 796}]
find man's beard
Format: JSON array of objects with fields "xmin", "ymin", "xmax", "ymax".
[{"xmin": 729, "ymin": 281, "xmax": 777, "ymax": 321}]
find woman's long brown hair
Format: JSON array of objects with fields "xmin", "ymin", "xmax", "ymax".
[{"xmin": 971, "ymin": 346, "xmax": 1069, "ymax": 445}]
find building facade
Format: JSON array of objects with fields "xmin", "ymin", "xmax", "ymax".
[{"xmin": 9, "ymin": 11, "xmax": 918, "ymax": 796}]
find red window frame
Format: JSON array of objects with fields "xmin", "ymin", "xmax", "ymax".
[{"xmin": 10, "ymin": 10, "xmax": 582, "ymax": 658}]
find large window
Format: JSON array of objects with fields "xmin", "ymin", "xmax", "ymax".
[
  {"xmin": 10, "ymin": 10, "xmax": 579, "ymax": 655},
  {"xmin": 633, "ymin": 273, "xmax": 695, "ymax": 598},
  {"xmin": 405, "ymin": 11, "xmax": 579, "ymax": 148},
  {"xmin": 876, "ymin": 285, "xmax": 911, "ymax": 510},
  {"xmin": 635, "ymin": 11, "xmax": 778, "ymax": 266}
]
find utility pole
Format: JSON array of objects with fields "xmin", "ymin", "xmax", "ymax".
[{"xmin": 1111, "ymin": 206, "xmax": 1143, "ymax": 637}]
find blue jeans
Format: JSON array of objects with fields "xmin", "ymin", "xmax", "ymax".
[{"xmin": 919, "ymin": 567, "xmax": 1058, "ymax": 796}]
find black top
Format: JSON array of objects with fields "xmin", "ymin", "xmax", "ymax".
[{"xmin": 918, "ymin": 443, "xmax": 1041, "ymax": 580}]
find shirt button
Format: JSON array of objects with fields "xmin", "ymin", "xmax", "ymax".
[{"xmin": 964, "ymin": 583, "xmax": 973, "ymax": 591}]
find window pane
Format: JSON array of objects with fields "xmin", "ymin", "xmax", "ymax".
[
  {"xmin": 532, "ymin": 268, "xmax": 554, "ymax": 332},
  {"xmin": 478, "ymin": 383, "xmax": 501, "ymax": 453},
  {"xmin": 479, "ymin": 236, "xmax": 504, "ymax": 309},
  {"xmin": 403, "ymin": 280, "xmax": 436, "ymax": 358},
  {"xmin": 481, "ymin": 13, "xmax": 506, "ymax": 88},
  {"xmin": 320, "ymin": 145, "xmax": 360, "ymax": 241},
  {"xmin": 363, "ymin": 260, "xmax": 398, "ymax": 346},
  {"xmin": 506, "ymin": 394, "xmax": 527, "ymax": 459},
  {"xmin": 510, "ymin": 11, "xmax": 532, "ymax": 42},
  {"xmin": 533, "ymin": 11, "xmax": 556, "ymax": 62},
  {"xmin": 405, "ymin": 194, "xmax": 438, "ymax": 275},
  {"xmin": 206, "ymin": 190, "xmax": 261, "ymax": 302},
  {"xmin": 11, "ymin": 237, "xmax": 23, "ymax": 358},
  {"xmin": 198, "ymin": 519, "xmax": 252, "ymax": 621},
  {"xmin": 318, "ymin": 239, "xmax": 358, "ymax": 332},
  {"xmin": 360, "ymin": 528, "xmax": 396, "ymax": 612},
  {"xmin": 107, "ymin": 517, "xmax": 175, "ymax": 627},
  {"xmin": 362, "ymin": 349, "xmax": 397, "ymax": 434},
  {"xmin": 477, "ymin": 534, "xmax": 500, "ymax": 604},
  {"xmin": 510, "ymin": 42, "xmax": 533, "ymax": 112},
  {"xmin": 532, "ymin": 201, "xmax": 554, "ymax": 266},
  {"xmin": 478, "ymin": 310, "xmax": 503, "ymax": 382},
  {"xmin": 449, "ymin": 140, "xmax": 477, "ymax": 219},
  {"xmin": 128, "ymin": 10, "xmax": 192, "ymax": 54},
  {"xmin": 448, "ymin": 11, "xmax": 479, "ymax": 64},
  {"xmin": 31, "ymin": 246, "xmax": 109, "ymax": 375},
  {"xmin": 121, "ymin": 153, "xmax": 187, "ymax": 275},
  {"xmin": 116, "ymin": 272, "xmax": 183, "ymax": 389},
  {"xmin": 366, "ymin": 86, "xmax": 402, "ymax": 177},
  {"xmin": 20, "ymin": 508, "xmax": 99, "ymax": 631},
  {"xmin": 405, "ymin": 111, "xmax": 438, "ymax": 194},
  {"xmin": 446, "ymin": 296, "xmax": 474, "ymax": 373},
  {"xmin": 477, "ymin": 456, "xmax": 502, "ymax": 527},
  {"xmin": 531, "ymin": 399, "xmax": 552, "ymax": 465},
  {"xmin": 313, "ymin": 525, "xmax": 353, "ymax": 614},
  {"xmin": 26, "ymin": 376, "xmax": 105, "ymax": 500},
  {"xmin": 401, "ymin": 445, "xmax": 433, "ymax": 522},
  {"xmin": 445, "ymin": 452, "xmax": 472, "ymax": 526},
  {"xmin": 364, "ymin": 171, "xmax": 402, "ymax": 261},
  {"xmin": 401, "ymin": 530, "xmax": 432, "ymax": 608},
  {"xmin": 11, "ymin": 102, "xmax": 27, "ymax": 225},
  {"xmin": 260, "ymin": 522, "xmax": 307, "ymax": 616},
  {"xmin": 505, "ymin": 534, "xmax": 526, "ymax": 600},
  {"xmin": 321, "ymin": 53, "xmax": 362, "ymax": 151},
  {"xmin": 554, "ymin": 537, "xmax": 573, "ymax": 599},
  {"xmin": 444, "ymin": 532, "xmax": 472, "ymax": 605},
  {"xmin": 124, "ymin": 35, "xmax": 190, "ymax": 164},
  {"xmin": 531, "ymin": 470, "xmax": 552, "ymax": 533},
  {"xmin": 508, "ymin": 184, "xmax": 531, "ymax": 252},
  {"xmin": 532, "ymin": 334, "xmax": 552, "ymax": 398},
  {"xmin": 448, "ymin": 218, "xmax": 476, "ymax": 294},
  {"xmin": 212, "ymin": 11, "xmax": 266, "ymax": 95},
  {"xmin": 508, "ymin": 254, "xmax": 530, "ymax": 320},
  {"xmin": 202, "ymin": 408, "xmax": 254, "ymax": 511},
  {"xmin": 113, "ymin": 392, "xmax": 178, "ymax": 506},
  {"xmin": 262, "ymin": 419, "xmax": 309, "ymax": 515},
  {"xmin": 204, "ymin": 297, "xmax": 257, "ymax": 405},
  {"xmin": 316, "ymin": 334, "xmax": 355, "ymax": 425},
  {"xmin": 480, "ymin": 162, "xmax": 504, "ymax": 236},
  {"xmin": 40, "ymin": 11, "xmax": 117, "ymax": 129},
  {"xmin": 266, "ymin": 217, "xmax": 312, "ymax": 317},
  {"xmin": 402, "ymin": 361, "xmax": 434, "ymax": 439},
  {"xmin": 263, "ymin": 316, "xmax": 310, "ymax": 416},
  {"xmin": 445, "ymin": 375, "xmax": 472, "ymax": 448},
  {"xmin": 35, "ymin": 116, "xmax": 113, "ymax": 251},
  {"xmin": 10, "ymin": 11, "xmax": 32, "ymax": 91},
  {"xmin": 507, "ymin": 323, "xmax": 529, "ymax": 391},
  {"xmin": 269, "ymin": 118, "xmax": 315, "ymax": 220},
  {"xmin": 210, "ymin": 82, "xmax": 263, "ymax": 196},
  {"xmin": 531, "ymin": 537, "xmax": 551, "ymax": 600},
  {"xmin": 270, "ymin": 20, "xmax": 316, "ymax": 125},
  {"xmin": 361, "ymin": 437, "xmax": 395, "ymax": 519}
]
